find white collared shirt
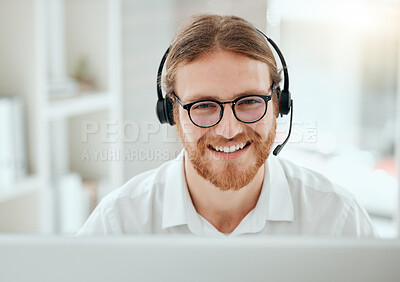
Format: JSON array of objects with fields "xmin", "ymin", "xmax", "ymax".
[{"xmin": 77, "ymin": 150, "xmax": 378, "ymax": 237}]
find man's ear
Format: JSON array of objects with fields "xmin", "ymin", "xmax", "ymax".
[
  {"xmin": 167, "ymin": 93, "xmax": 180, "ymax": 126},
  {"xmin": 272, "ymin": 85, "xmax": 281, "ymax": 118}
]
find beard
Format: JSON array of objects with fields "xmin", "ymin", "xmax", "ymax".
[{"xmin": 177, "ymin": 119, "xmax": 276, "ymax": 192}]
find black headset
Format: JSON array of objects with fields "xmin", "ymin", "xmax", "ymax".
[{"xmin": 156, "ymin": 28, "xmax": 293, "ymax": 156}]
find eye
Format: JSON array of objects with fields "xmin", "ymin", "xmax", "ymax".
[
  {"xmin": 237, "ymin": 97, "xmax": 263, "ymax": 106},
  {"xmin": 192, "ymin": 102, "xmax": 218, "ymax": 110}
]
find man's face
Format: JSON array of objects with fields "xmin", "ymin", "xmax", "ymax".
[{"xmin": 174, "ymin": 50, "xmax": 277, "ymax": 191}]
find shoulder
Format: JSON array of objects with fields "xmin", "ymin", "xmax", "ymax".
[
  {"xmin": 77, "ymin": 155, "xmax": 183, "ymax": 235},
  {"xmin": 268, "ymin": 156, "xmax": 377, "ymax": 237},
  {"xmin": 272, "ymin": 156, "xmax": 355, "ymax": 200},
  {"xmin": 101, "ymin": 156, "xmax": 180, "ymax": 207}
]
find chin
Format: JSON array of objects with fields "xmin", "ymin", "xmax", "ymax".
[{"xmin": 192, "ymin": 150, "xmax": 262, "ymax": 191}]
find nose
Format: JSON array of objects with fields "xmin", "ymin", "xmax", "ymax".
[{"xmin": 214, "ymin": 105, "xmax": 243, "ymax": 139}]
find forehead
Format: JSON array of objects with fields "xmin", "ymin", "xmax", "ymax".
[{"xmin": 175, "ymin": 50, "xmax": 271, "ymax": 102}]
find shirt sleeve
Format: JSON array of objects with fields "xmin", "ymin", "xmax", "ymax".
[
  {"xmin": 337, "ymin": 199, "xmax": 379, "ymax": 238},
  {"xmin": 76, "ymin": 201, "xmax": 122, "ymax": 236}
]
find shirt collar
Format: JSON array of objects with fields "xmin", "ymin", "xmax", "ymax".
[
  {"xmin": 162, "ymin": 150, "xmax": 188, "ymax": 229},
  {"xmin": 162, "ymin": 150, "xmax": 220, "ymax": 235},
  {"xmin": 264, "ymin": 155, "xmax": 294, "ymax": 222},
  {"xmin": 161, "ymin": 150, "xmax": 295, "ymax": 231},
  {"xmin": 231, "ymin": 155, "xmax": 294, "ymax": 235}
]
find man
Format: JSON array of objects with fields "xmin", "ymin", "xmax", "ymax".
[{"xmin": 78, "ymin": 14, "xmax": 377, "ymax": 237}]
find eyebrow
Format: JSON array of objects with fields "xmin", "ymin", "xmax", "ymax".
[{"xmin": 184, "ymin": 89, "xmax": 272, "ymax": 104}]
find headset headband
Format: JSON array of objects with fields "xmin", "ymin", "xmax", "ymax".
[{"xmin": 255, "ymin": 28, "xmax": 289, "ymax": 93}]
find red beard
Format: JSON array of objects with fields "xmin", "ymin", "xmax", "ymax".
[{"xmin": 178, "ymin": 120, "xmax": 276, "ymax": 191}]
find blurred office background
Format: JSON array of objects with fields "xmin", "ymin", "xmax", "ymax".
[{"xmin": 0, "ymin": 0, "xmax": 399, "ymax": 238}]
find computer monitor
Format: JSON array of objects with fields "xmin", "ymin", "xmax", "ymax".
[{"xmin": 0, "ymin": 235, "xmax": 399, "ymax": 282}]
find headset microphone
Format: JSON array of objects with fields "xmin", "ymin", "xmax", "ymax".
[
  {"xmin": 156, "ymin": 28, "xmax": 293, "ymax": 156},
  {"xmin": 273, "ymin": 100, "xmax": 293, "ymax": 156}
]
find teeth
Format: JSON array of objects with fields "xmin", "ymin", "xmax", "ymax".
[{"xmin": 211, "ymin": 142, "xmax": 248, "ymax": 153}]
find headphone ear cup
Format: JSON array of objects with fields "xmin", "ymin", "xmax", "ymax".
[
  {"xmin": 165, "ymin": 96, "xmax": 175, "ymax": 126},
  {"xmin": 280, "ymin": 90, "xmax": 291, "ymax": 116},
  {"xmin": 156, "ymin": 97, "xmax": 175, "ymax": 125},
  {"xmin": 156, "ymin": 99, "xmax": 168, "ymax": 124},
  {"xmin": 275, "ymin": 86, "xmax": 291, "ymax": 117}
]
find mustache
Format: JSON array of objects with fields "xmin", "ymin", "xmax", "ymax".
[{"xmin": 197, "ymin": 127, "xmax": 262, "ymax": 148}]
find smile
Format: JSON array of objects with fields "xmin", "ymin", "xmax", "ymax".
[{"xmin": 208, "ymin": 141, "xmax": 251, "ymax": 153}]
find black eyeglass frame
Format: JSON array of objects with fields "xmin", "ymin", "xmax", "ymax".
[{"xmin": 173, "ymin": 92, "xmax": 273, "ymax": 128}]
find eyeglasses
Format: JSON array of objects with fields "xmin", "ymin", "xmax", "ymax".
[{"xmin": 173, "ymin": 91, "xmax": 273, "ymax": 128}]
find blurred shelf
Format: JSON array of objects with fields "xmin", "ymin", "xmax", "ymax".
[
  {"xmin": 0, "ymin": 176, "xmax": 41, "ymax": 204},
  {"xmin": 46, "ymin": 92, "xmax": 111, "ymax": 119},
  {"xmin": 0, "ymin": 0, "xmax": 123, "ymax": 233}
]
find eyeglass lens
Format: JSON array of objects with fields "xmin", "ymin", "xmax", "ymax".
[{"xmin": 189, "ymin": 96, "xmax": 267, "ymax": 127}]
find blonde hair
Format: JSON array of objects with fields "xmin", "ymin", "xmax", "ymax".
[{"xmin": 164, "ymin": 14, "xmax": 281, "ymax": 100}]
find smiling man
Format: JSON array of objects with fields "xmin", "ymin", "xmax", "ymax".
[{"xmin": 78, "ymin": 14, "xmax": 377, "ymax": 237}]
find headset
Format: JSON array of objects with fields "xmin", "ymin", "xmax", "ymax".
[{"xmin": 156, "ymin": 28, "xmax": 293, "ymax": 156}]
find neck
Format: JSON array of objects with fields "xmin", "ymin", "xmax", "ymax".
[{"xmin": 184, "ymin": 155, "xmax": 265, "ymax": 234}]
